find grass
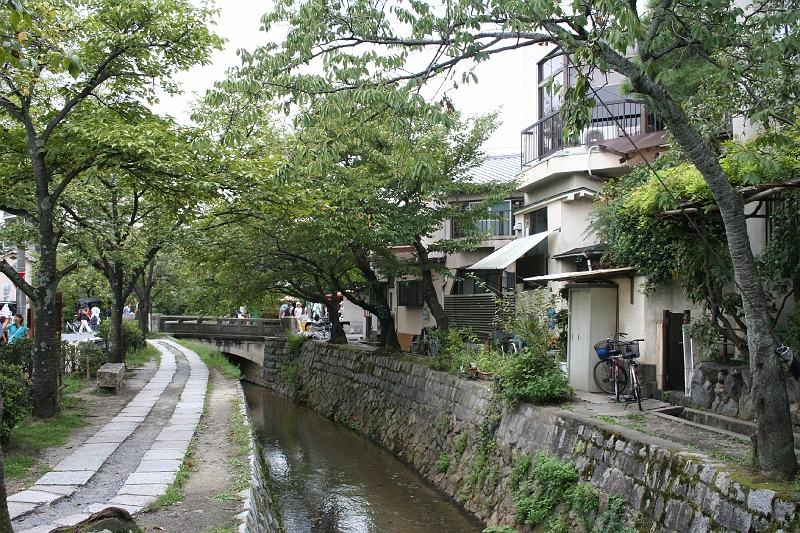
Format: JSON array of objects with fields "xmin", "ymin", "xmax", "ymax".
[
  {"xmin": 3, "ymin": 379, "xmax": 91, "ymax": 480},
  {"xmin": 174, "ymin": 339, "xmax": 243, "ymax": 380},
  {"xmin": 210, "ymin": 400, "xmax": 252, "ymax": 502},
  {"xmin": 127, "ymin": 343, "xmax": 160, "ymax": 368}
]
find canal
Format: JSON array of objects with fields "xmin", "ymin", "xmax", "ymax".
[{"xmin": 243, "ymin": 382, "xmax": 485, "ymax": 533}]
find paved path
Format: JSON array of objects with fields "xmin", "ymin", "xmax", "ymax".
[{"xmin": 9, "ymin": 339, "xmax": 209, "ymax": 532}]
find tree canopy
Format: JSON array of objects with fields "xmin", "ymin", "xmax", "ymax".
[
  {"xmin": 0, "ymin": 0, "xmax": 223, "ymax": 417},
  {"xmin": 228, "ymin": 0, "xmax": 800, "ymax": 476}
]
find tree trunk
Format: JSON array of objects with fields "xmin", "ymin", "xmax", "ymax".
[
  {"xmin": 0, "ymin": 397, "xmax": 13, "ymax": 531},
  {"xmin": 413, "ymin": 239, "xmax": 450, "ymax": 330},
  {"xmin": 107, "ymin": 268, "xmax": 126, "ymax": 364},
  {"xmin": 620, "ymin": 57, "xmax": 799, "ymax": 477}
]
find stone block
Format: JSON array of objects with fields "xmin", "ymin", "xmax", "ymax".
[{"xmin": 97, "ymin": 362, "xmax": 126, "ymax": 390}]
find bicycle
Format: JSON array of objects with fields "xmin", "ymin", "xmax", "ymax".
[
  {"xmin": 64, "ymin": 317, "xmax": 80, "ymax": 333},
  {"xmin": 493, "ymin": 328, "xmax": 519, "ymax": 354},
  {"xmin": 593, "ymin": 334, "xmax": 644, "ymax": 409}
]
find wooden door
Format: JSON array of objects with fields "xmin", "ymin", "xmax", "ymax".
[{"xmin": 663, "ymin": 311, "xmax": 686, "ymax": 391}]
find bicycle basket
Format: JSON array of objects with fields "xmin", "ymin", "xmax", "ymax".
[{"xmin": 594, "ymin": 340, "xmax": 612, "ymax": 360}]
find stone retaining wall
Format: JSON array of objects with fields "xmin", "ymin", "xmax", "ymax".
[
  {"xmin": 235, "ymin": 382, "xmax": 282, "ymax": 533},
  {"xmin": 241, "ymin": 339, "xmax": 800, "ymax": 532},
  {"xmin": 669, "ymin": 362, "xmax": 800, "ymax": 432}
]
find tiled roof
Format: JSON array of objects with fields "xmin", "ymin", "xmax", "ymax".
[{"xmin": 466, "ymin": 154, "xmax": 522, "ymax": 184}]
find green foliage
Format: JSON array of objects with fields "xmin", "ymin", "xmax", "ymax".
[
  {"xmin": 286, "ymin": 332, "xmax": 308, "ymax": 354},
  {"xmin": 61, "ymin": 341, "xmax": 107, "ymax": 378},
  {"xmin": 494, "ymin": 291, "xmax": 570, "ymax": 404},
  {"xmin": 175, "ymin": 340, "xmax": 242, "ymax": 380},
  {"xmin": 510, "ymin": 452, "xmax": 578, "ymax": 526},
  {"xmin": 507, "ymin": 453, "xmax": 632, "ymax": 532},
  {"xmin": 97, "ymin": 320, "xmax": 146, "ymax": 358},
  {"xmin": 277, "ymin": 361, "xmax": 302, "ymax": 391},
  {"xmin": 436, "ymin": 452, "xmax": 450, "ymax": 473},
  {"xmin": 0, "ymin": 363, "xmax": 32, "ymax": 443},
  {"xmin": 429, "ymin": 327, "xmax": 479, "ymax": 372},
  {"xmin": 0, "ymin": 337, "xmax": 32, "ymax": 373}
]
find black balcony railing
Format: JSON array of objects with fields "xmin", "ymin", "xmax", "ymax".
[{"xmin": 521, "ymin": 100, "xmax": 664, "ymax": 166}]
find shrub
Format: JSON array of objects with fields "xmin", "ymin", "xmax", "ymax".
[
  {"xmin": 0, "ymin": 362, "xmax": 32, "ymax": 443},
  {"xmin": 0, "ymin": 337, "xmax": 33, "ymax": 374},
  {"xmin": 494, "ymin": 290, "xmax": 571, "ymax": 404},
  {"xmin": 63, "ymin": 341, "xmax": 108, "ymax": 378},
  {"xmin": 430, "ymin": 327, "xmax": 479, "ymax": 372},
  {"xmin": 97, "ymin": 319, "xmax": 146, "ymax": 357}
]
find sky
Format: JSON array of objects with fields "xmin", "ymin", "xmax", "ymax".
[{"xmin": 152, "ymin": 0, "xmax": 541, "ymax": 156}]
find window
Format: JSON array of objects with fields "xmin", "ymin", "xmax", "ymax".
[
  {"xmin": 539, "ymin": 54, "xmax": 565, "ymax": 118},
  {"xmin": 519, "ymin": 207, "xmax": 549, "ymax": 286},
  {"xmin": 452, "ymin": 200, "xmax": 513, "ymax": 238},
  {"xmin": 398, "ymin": 281, "xmax": 425, "ymax": 306}
]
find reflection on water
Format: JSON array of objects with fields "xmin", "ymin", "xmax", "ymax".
[{"xmin": 243, "ymin": 382, "xmax": 485, "ymax": 533}]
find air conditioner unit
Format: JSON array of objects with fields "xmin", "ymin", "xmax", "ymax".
[{"xmin": 583, "ymin": 129, "xmax": 604, "ymax": 146}]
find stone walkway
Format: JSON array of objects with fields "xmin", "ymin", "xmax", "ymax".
[{"xmin": 9, "ymin": 339, "xmax": 209, "ymax": 533}]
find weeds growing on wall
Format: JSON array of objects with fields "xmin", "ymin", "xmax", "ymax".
[
  {"xmin": 277, "ymin": 361, "xmax": 302, "ymax": 391},
  {"xmin": 504, "ymin": 452, "xmax": 636, "ymax": 532},
  {"xmin": 286, "ymin": 332, "xmax": 307, "ymax": 354}
]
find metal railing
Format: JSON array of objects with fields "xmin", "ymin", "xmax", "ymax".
[{"xmin": 521, "ymin": 100, "xmax": 664, "ymax": 166}]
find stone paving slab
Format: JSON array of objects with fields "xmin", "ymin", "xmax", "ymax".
[
  {"xmin": 162, "ymin": 424, "xmax": 198, "ymax": 431},
  {"xmin": 148, "ymin": 440, "xmax": 190, "ymax": 452},
  {"xmin": 117, "ymin": 407, "xmax": 153, "ymax": 417},
  {"xmin": 14, "ymin": 524, "xmax": 57, "ymax": 533},
  {"xmin": 7, "ymin": 490, "xmax": 64, "ymax": 505},
  {"xmin": 54, "ymin": 513, "xmax": 91, "ymax": 526},
  {"xmin": 8, "ymin": 501, "xmax": 37, "ymax": 519},
  {"xmin": 111, "ymin": 416, "xmax": 146, "ymax": 423},
  {"xmin": 125, "ymin": 471, "xmax": 177, "ymax": 485},
  {"xmin": 84, "ymin": 432, "xmax": 131, "ymax": 444},
  {"xmin": 118, "ymin": 483, "xmax": 169, "ymax": 496},
  {"xmin": 100, "ymin": 422, "xmax": 140, "ymax": 433},
  {"xmin": 53, "ymin": 443, "xmax": 118, "ymax": 471},
  {"xmin": 36, "ymin": 471, "xmax": 94, "ymax": 486},
  {"xmin": 143, "ymin": 449, "xmax": 185, "ymax": 461},
  {"xmin": 136, "ymin": 459, "xmax": 183, "ymax": 472},
  {"xmin": 108, "ymin": 494, "xmax": 158, "ymax": 507},
  {"xmin": 155, "ymin": 430, "xmax": 194, "ymax": 441},
  {"xmin": 31, "ymin": 485, "xmax": 78, "ymax": 496},
  {"xmin": 85, "ymin": 503, "xmax": 142, "ymax": 515}
]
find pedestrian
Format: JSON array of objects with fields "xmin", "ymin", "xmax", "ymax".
[
  {"xmin": 8, "ymin": 313, "xmax": 28, "ymax": 344},
  {"xmin": 0, "ymin": 316, "xmax": 7, "ymax": 344},
  {"xmin": 78, "ymin": 307, "xmax": 92, "ymax": 333},
  {"xmin": 91, "ymin": 304, "xmax": 101, "ymax": 332},
  {"xmin": 123, "ymin": 303, "xmax": 132, "ymax": 320}
]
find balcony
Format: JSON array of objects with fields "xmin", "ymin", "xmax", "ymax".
[{"xmin": 521, "ymin": 100, "xmax": 664, "ymax": 166}]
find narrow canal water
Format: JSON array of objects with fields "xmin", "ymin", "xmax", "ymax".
[{"xmin": 243, "ymin": 382, "xmax": 485, "ymax": 533}]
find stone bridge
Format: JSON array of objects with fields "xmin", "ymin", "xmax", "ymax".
[{"xmin": 156, "ymin": 315, "xmax": 286, "ymax": 366}]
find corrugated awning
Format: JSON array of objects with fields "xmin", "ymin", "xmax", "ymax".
[
  {"xmin": 524, "ymin": 267, "xmax": 637, "ymax": 283},
  {"xmin": 469, "ymin": 230, "xmax": 552, "ymax": 270}
]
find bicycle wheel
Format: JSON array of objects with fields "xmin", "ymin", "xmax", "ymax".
[
  {"xmin": 593, "ymin": 359, "xmax": 615, "ymax": 394},
  {"xmin": 631, "ymin": 369, "xmax": 643, "ymax": 411}
]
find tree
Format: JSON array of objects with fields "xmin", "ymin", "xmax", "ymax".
[
  {"xmin": 57, "ymin": 107, "xmax": 218, "ymax": 362},
  {"xmin": 0, "ymin": 397, "xmax": 11, "ymax": 532},
  {"xmin": 0, "ymin": 0, "xmax": 222, "ymax": 417},
  {"xmin": 243, "ymin": 0, "xmax": 800, "ymax": 477}
]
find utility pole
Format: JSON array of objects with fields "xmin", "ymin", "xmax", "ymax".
[{"xmin": 15, "ymin": 245, "xmax": 25, "ymax": 316}]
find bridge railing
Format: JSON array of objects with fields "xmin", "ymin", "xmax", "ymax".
[{"xmin": 158, "ymin": 315, "xmax": 283, "ymax": 337}]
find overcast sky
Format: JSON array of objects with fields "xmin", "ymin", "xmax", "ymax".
[{"xmin": 153, "ymin": 0, "xmax": 540, "ymax": 155}]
